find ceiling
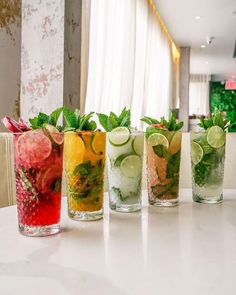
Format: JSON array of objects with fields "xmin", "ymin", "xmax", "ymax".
[{"xmin": 155, "ymin": 0, "xmax": 236, "ymax": 80}]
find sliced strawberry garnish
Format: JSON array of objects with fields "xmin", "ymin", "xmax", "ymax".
[{"xmin": 151, "ymin": 123, "xmax": 167, "ymax": 130}]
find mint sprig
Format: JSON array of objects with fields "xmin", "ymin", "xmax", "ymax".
[
  {"xmin": 97, "ymin": 107, "xmax": 131, "ymax": 131},
  {"xmin": 198, "ymin": 110, "xmax": 230, "ymax": 130},
  {"xmin": 29, "ymin": 107, "xmax": 63, "ymax": 130},
  {"xmin": 141, "ymin": 111, "xmax": 183, "ymax": 131},
  {"xmin": 62, "ymin": 108, "xmax": 97, "ymax": 131}
]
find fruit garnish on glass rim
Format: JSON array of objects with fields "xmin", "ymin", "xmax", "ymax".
[
  {"xmin": 141, "ymin": 111, "xmax": 183, "ymax": 138},
  {"xmin": 97, "ymin": 107, "xmax": 132, "ymax": 147},
  {"xmin": 2, "ymin": 116, "xmax": 30, "ymax": 132}
]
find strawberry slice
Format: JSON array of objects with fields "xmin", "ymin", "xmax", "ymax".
[{"xmin": 151, "ymin": 123, "xmax": 167, "ymax": 130}]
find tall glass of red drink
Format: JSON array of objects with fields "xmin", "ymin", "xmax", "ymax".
[{"xmin": 13, "ymin": 129, "xmax": 63, "ymax": 236}]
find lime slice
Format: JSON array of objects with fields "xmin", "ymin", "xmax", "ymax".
[
  {"xmin": 207, "ymin": 126, "xmax": 226, "ymax": 148},
  {"xmin": 191, "ymin": 141, "xmax": 204, "ymax": 165},
  {"xmin": 132, "ymin": 135, "xmax": 144, "ymax": 156},
  {"xmin": 120, "ymin": 155, "xmax": 142, "ymax": 178},
  {"xmin": 91, "ymin": 132, "xmax": 106, "ymax": 155},
  {"xmin": 108, "ymin": 127, "xmax": 130, "ymax": 146},
  {"xmin": 148, "ymin": 133, "xmax": 169, "ymax": 149},
  {"xmin": 169, "ymin": 132, "xmax": 182, "ymax": 155}
]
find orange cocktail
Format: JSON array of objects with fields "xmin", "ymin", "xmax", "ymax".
[{"xmin": 64, "ymin": 131, "xmax": 106, "ymax": 220}]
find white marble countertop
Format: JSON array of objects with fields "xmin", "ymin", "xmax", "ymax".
[{"xmin": 1, "ymin": 189, "xmax": 236, "ymax": 295}]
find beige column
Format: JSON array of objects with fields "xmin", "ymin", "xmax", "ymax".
[
  {"xmin": 179, "ymin": 47, "xmax": 190, "ymax": 131},
  {"xmin": 64, "ymin": 0, "xmax": 83, "ymax": 110}
]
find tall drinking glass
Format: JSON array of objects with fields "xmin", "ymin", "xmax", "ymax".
[
  {"xmin": 146, "ymin": 130, "xmax": 182, "ymax": 207},
  {"xmin": 13, "ymin": 129, "xmax": 64, "ymax": 236},
  {"xmin": 107, "ymin": 129, "xmax": 144, "ymax": 212},
  {"xmin": 190, "ymin": 130, "xmax": 226, "ymax": 203},
  {"xmin": 64, "ymin": 131, "xmax": 106, "ymax": 220}
]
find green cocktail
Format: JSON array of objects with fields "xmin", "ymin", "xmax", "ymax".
[{"xmin": 190, "ymin": 114, "xmax": 227, "ymax": 203}]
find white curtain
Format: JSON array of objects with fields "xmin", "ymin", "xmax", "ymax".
[
  {"xmin": 85, "ymin": 0, "xmax": 174, "ymax": 129},
  {"xmin": 189, "ymin": 74, "xmax": 210, "ymax": 116}
]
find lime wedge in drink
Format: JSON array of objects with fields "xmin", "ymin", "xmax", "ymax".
[
  {"xmin": 207, "ymin": 126, "xmax": 226, "ymax": 149},
  {"xmin": 147, "ymin": 133, "xmax": 169, "ymax": 149},
  {"xmin": 108, "ymin": 127, "xmax": 130, "ymax": 146},
  {"xmin": 91, "ymin": 132, "xmax": 105, "ymax": 155},
  {"xmin": 169, "ymin": 132, "xmax": 181, "ymax": 155},
  {"xmin": 191, "ymin": 141, "xmax": 204, "ymax": 165},
  {"xmin": 120, "ymin": 155, "xmax": 142, "ymax": 178},
  {"xmin": 132, "ymin": 135, "xmax": 144, "ymax": 156}
]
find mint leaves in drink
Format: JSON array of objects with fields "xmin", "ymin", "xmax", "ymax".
[
  {"xmin": 29, "ymin": 107, "xmax": 63, "ymax": 130},
  {"xmin": 198, "ymin": 110, "xmax": 230, "ymax": 131},
  {"xmin": 97, "ymin": 107, "xmax": 131, "ymax": 132},
  {"xmin": 62, "ymin": 108, "xmax": 97, "ymax": 131}
]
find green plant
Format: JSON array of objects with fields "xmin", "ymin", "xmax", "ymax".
[{"xmin": 210, "ymin": 82, "xmax": 236, "ymax": 132}]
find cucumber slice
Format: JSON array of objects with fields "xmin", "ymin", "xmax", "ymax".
[
  {"xmin": 108, "ymin": 127, "xmax": 130, "ymax": 146},
  {"xmin": 120, "ymin": 155, "xmax": 142, "ymax": 178},
  {"xmin": 132, "ymin": 135, "xmax": 144, "ymax": 156}
]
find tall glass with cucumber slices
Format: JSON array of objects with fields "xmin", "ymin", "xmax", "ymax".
[
  {"xmin": 142, "ymin": 112, "xmax": 183, "ymax": 207},
  {"xmin": 98, "ymin": 108, "xmax": 144, "ymax": 212},
  {"xmin": 63, "ymin": 109, "xmax": 106, "ymax": 220},
  {"xmin": 190, "ymin": 111, "xmax": 228, "ymax": 203},
  {"xmin": 2, "ymin": 109, "xmax": 64, "ymax": 236}
]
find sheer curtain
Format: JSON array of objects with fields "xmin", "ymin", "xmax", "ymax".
[
  {"xmin": 85, "ymin": 0, "xmax": 175, "ymax": 129},
  {"xmin": 189, "ymin": 74, "xmax": 211, "ymax": 116}
]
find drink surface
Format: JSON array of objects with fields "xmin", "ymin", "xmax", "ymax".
[
  {"xmin": 64, "ymin": 131, "xmax": 106, "ymax": 212},
  {"xmin": 190, "ymin": 131, "xmax": 225, "ymax": 202},
  {"xmin": 107, "ymin": 131, "xmax": 144, "ymax": 210},
  {"xmin": 14, "ymin": 129, "xmax": 63, "ymax": 226},
  {"xmin": 146, "ymin": 130, "xmax": 182, "ymax": 204}
]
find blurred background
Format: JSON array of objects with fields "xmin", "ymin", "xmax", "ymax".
[{"xmin": 0, "ymin": 0, "xmax": 236, "ymax": 132}]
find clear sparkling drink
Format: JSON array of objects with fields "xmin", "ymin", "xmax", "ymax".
[{"xmin": 107, "ymin": 129, "xmax": 144, "ymax": 212}]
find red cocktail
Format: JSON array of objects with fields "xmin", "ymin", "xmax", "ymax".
[{"xmin": 13, "ymin": 129, "xmax": 63, "ymax": 236}]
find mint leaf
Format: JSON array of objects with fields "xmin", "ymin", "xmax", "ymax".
[
  {"xmin": 97, "ymin": 108, "xmax": 131, "ymax": 131},
  {"xmin": 63, "ymin": 107, "xmax": 77, "ymax": 128},
  {"xmin": 63, "ymin": 108, "xmax": 97, "ymax": 131},
  {"xmin": 97, "ymin": 113, "xmax": 109, "ymax": 131},
  {"xmin": 74, "ymin": 161, "xmax": 92, "ymax": 176},
  {"xmin": 152, "ymin": 145, "xmax": 164, "ymax": 157},
  {"xmin": 29, "ymin": 117, "xmax": 38, "ymax": 129},
  {"xmin": 198, "ymin": 110, "xmax": 229, "ymax": 130},
  {"xmin": 166, "ymin": 151, "xmax": 181, "ymax": 179},
  {"xmin": 120, "ymin": 111, "xmax": 131, "ymax": 127},
  {"xmin": 48, "ymin": 107, "xmax": 63, "ymax": 126}
]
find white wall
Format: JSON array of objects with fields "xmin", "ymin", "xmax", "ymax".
[{"xmin": 21, "ymin": 0, "xmax": 65, "ymax": 121}]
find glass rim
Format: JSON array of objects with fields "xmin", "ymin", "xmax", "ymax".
[
  {"xmin": 64, "ymin": 130, "xmax": 106, "ymax": 135},
  {"xmin": 107, "ymin": 130, "xmax": 143, "ymax": 135}
]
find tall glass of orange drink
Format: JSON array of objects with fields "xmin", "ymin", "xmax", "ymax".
[{"xmin": 64, "ymin": 131, "xmax": 106, "ymax": 220}]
